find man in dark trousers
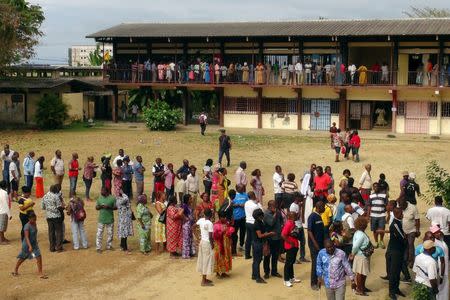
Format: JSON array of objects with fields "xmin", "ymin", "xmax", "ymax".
[
  {"xmin": 218, "ymin": 129, "xmax": 231, "ymax": 167},
  {"xmin": 263, "ymin": 200, "xmax": 283, "ymax": 279},
  {"xmin": 380, "ymin": 207, "xmax": 407, "ymax": 300},
  {"xmin": 307, "ymin": 200, "xmax": 325, "ymax": 291}
]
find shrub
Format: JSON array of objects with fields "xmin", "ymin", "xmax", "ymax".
[
  {"xmin": 142, "ymin": 100, "xmax": 182, "ymax": 131},
  {"xmin": 35, "ymin": 94, "xmax": 69, "ymax": 129},
  {"xmin": 425, "ymin": 160, "xmax": 450, "ymax": 208}
]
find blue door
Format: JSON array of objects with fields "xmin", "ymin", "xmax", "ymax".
[{"xmin": 310, "ymin": 100, "xmax": 331, "ymax": 131}]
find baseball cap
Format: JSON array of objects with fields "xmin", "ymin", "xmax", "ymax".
[{"xmin": 430, "ymin": 224, "xmax": 441, "ymax": 234}]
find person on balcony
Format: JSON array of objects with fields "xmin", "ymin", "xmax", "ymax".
[
  {"xmin": 214, "ymin": 62, "xmax": 220, "ymax": 84},
  {"xmin": 281, "ymin": 63, "xmax": 288, "ymax": 85},
  {"xmin": 426, "ymin": 59, "xmax": 433, "ymax": 86},
  {"xmin": 325, "ymin": 62, "xmax": 332, "ymax": 85},
  {"xmin": 220, "ymin": 64, "xmax": 227, "ymax": 83},
  {"xmin": 151, "ymin": 62, "xmax": 157, "ymax": 82},
  {"xmin": 236, "ymin": 62, "xmax": 242, "ymax": 82},
  {"xmin": 194, "ymin": 62, "xmax": 200, "ymax": 82},
  {"xmin": 157, "ymin": 63, "xmax": 164, "ymax": 82},
  {"xmin": 316, "ymin": 63, "xmax": 323, "ymax": 85},
  {"xmin": 348, "ymin": 63, "xmax": 357, "ymax": 85},
  {"xmin": 295, "ymin": 61, "xmax": 303, "ymax": 85},
  {"xmin": 249, "ymin": 63, "xmax": 255, "ymax": 84},
  {"xmin": 288, "ymin": 63, "xmax": 295, "ymax": 85},
  {"xmin": 256, "ymin": 63, "xmax": 264, "ymax": 85},
  {"xmin": 340, "ymin": 63, "xmax": 346, "ymax": 84},
  {"xmin": 204, "ymin": 63, "xmax": 211, "ymax": 84},
  {"xmin": 131, "ymin": 61, "xmax": 138, "ymax": 83},
  {"xmin": 371, "ymin": 62, "xmax": 381, "ymax": 84},
  {"xmin": 305, "ymin": 60, "xmax": 312, "ymax": 84},
  {"xmin": 432, "ymin": 64, "xmax": 439, "ymax": 87},
  {"xmin": 381, "ymin": 62, "xmax": 389, "ymax": 84},
  {"xmin": 358, "ymin": 65, "xmax": 368, "ymax": 85},
  {"xmin": 242, "ymin": 62, "xmax": 249, "ymax": 83},
  {"xmin": 265, "ymin": 62, "xmax": 272, "ymax": 84},
  {"xmin": 273, "ymin": 61, "xmax": 280, "ymax": 84}
]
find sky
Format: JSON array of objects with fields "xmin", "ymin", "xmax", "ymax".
[{"xmin": 28, "ymin": 0, "xmax": 449, "ymax": 64}]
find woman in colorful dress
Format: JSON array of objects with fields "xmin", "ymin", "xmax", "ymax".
[
  {"xmin": 250, "ymin": 169, "xmax": 264, "ymax": 205},
  {"xmin": 136, "ymin": 194, "xmax": 152, "ymax": 255},
  {"xmin": 166, "ymin": 195, "xmax": 184, "ymax": 257},
  {"xmin": 163, "ymin": 163, "xmax": 175, "ymax": 198},
  {"xmin": 213, "ymin": 210, "xmax": 234, "ymax": 277},
  {"xmin": 217, "ymin": 168, "xmax": 229, "ymax": 210},
  {"xmin": 33, "ymin": 156, "xmax": 45, "ymax": 199},
  {"xmin": 100, "ymin": 154, "xmax": 112, "ymax": 193},
  {"xmin": 154, "ymin": 192, "xmax": 167, "ymax": 253},
  {"xmin": 112, "ymin": 159, "xmax": 123, "ymax": 197},
  {"xmin": 181, "ymin": 194, "xmax": 195, "ymax": 259},
  {"xmin": 116, "ymin": 191, "xmax": 133, "ymax": 254},
  {"xmin": 204, "ymin": 63, "xmax": 211, "ymax": 83},
  {"xmin": 83, "ymin": 156, "xmax": 97, "ymax": 202},
  {"xmin": 210, "ymin": 164, "xmax": 220, "ymax": 206}
]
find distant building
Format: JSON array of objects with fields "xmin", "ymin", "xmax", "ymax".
[{"xmin": 68, "ymin": 44, "xmax": 113, "ymax": 67}]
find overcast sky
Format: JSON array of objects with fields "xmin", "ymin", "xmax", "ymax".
[{"xmin": 28, "ymin": 0, "xmax": 449, "ymax": 64}]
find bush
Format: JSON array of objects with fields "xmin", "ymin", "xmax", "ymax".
[
  {"xmin": 425, "ymin": 160, "xmax": 450, "ymax": 208},
  {"xmin": 142, "ymin": 100, "xmax": 182, "ymax": 131},
  {"xmin": 35, "ymin": 94, "xmax": 69, "ymax": 129}
]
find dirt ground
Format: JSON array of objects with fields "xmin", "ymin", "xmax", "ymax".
[{"xmin": 0, "ymin": 123, "xmax": 449, "ymax": 300}]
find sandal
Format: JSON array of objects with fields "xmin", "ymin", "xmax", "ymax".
[{"xmin": 11, "ymin": 272, "xmax": 19, "ymax": 277}]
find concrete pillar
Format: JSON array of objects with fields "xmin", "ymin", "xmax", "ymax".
[
  {"xmin": 391, "ymin": 89, "xmax": 397, "ymax": 133},
  {"xmin": 437, "ymin": 96, "xmax": 442, "ymax": 135},
  {"xmin": 339, "ymin": 89, "xmax": 347, "ymax": 129},
  {"xmin": 295, "ymin": 88, "xmax": 302, "ymax": 130},
  {"xmin": 216, "ymin": 87, "xmax": 224, "ymax": 127},
  {"xmin": 112, "ymin": 86, "xmax": 118, "ymax": 123},
  {"xmin": 256, "ymin": 88, "xmax": 262, "ymax": 129}
]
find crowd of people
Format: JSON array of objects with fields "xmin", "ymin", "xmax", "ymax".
[{"xmin": 0, "ymin": 131, "xmax": 449, "ymax": 299}]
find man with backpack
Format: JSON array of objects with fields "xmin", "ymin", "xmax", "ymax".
[
  {"xmin": 403, "ymin": 172, "xmax": 421, "ymax": 205},
  {"xmin": 199, "ymin": 112, "xmax": 207, "ymax": 136}
]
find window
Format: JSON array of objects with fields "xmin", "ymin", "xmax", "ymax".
[
  {"xmin": 330, "ymin": 100, "xmax": 340, "ymax": 114},
  {"xmin": 302, "ymin": 99, "xmax": 311, "ymax": 113},
  {"xmin": 428, "ymin": 102, "xmax": 437, "ymax": 117},
  {"xmin": 397, "ymin": 102, "xmax": 405, "ymax": 116},
  {"xmin": 442, "ymin": 102, "xmax": 450, "ymax": 117},
  {"xmin": 262, "ymin": 98, "xmax": 298, "ymax": 113},
  {"xmin": 224, "ymin": 97, "xmax": 257, "ymax": 114}
]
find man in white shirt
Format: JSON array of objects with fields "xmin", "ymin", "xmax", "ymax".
[
  {"xmin": 50, "ymin": 149, "xmax": 64, "ymax": 185},
  {"xmin": 235, "ymin": 161, "xmax": 248, "ymax": 191},
  {"xmin": 304, "ymin": 60, "xmax": 312, "ymax": 84},
  {"xmin": 342, "ymin": 205, "xmax": 356, "ymax": 229},
  {"xmin": 112, "ymin": 149, "xmax": 125, "ymax": 168},
  {"xmin": 244, "ymin": 193, "xmax": 262, "ymax": 259},
  {"xmin": 413, "ymin": 240, "xmax": 439, "ymax": 297},
  {"xmin": 295, "ymin": 61, "xmax": 303, "ymax": 85},
  {"xmin": 9, "ymin": 152, "xmax": 21, "ymax": 201},
  {"xmin": 289, "ymin": 193, "xmax": 308, "ymax": 262},
  {"xmin": 348, "ymin": 63, "xmax": 357, "ymax": 84},
  {"xmin": 426, "ymin": 196, "xmax": 450, "ymax": 250},
  {"xmin": 0, "ymin": 180, "xmax": 11, "ymax": 243},
  {"xmin": 273, "ymin": 165, "xmax": 284, "ymax": 208},
  {"xmin": 196, "ymin": 209, "xmax": 214, "ymax": 286},
  {"xmin": 399, "ymin": 197, "xmax": 420, "ymax": 280},
  {"xmin": 22, "ymin": 151, "xmax": 35, "ymax": 190},
  {"xmin": 131, "ymin": 104, "xmax": 139, "ymax": 122},
  {"xmin": 1, "ymin": 144, "xmax": 14, "ymax": 189},
  {"xmin": 186, "ymin": 166, "xmax": 199, "ymax": 208}
]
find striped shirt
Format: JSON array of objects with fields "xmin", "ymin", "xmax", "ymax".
[
  {"xmin": 281, "ymin": 181, "xmax": 298, "ymax": 194},
  {"xmin": 369, "ymin": 193, "xmax": 387, "ymax": 218}
]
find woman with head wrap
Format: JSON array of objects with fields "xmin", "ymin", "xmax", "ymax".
[
  {"xmin": 213, "ymin": 209, "xmax": 234, "ymax": 277},
  {"xmin": 181, "ymin": 194, "xmax": 195, "ymax": 258},
  {"xmin": 136, "ymin": 194, "xmax": 152, "ymax": 255}
]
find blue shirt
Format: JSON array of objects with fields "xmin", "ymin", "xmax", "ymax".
[
  {"xmin": 232, "ymin": 192, "xmax": 248, "ymax": 220},
  {"xmin": 121, "ymin": 164, "xmax": 133, "ymax": 181},
  {"xmin": 308, "ymin": 212, "xmax": 325, "ymax": 249},
  {"xmin": 415, "ymin": 244, "xmax": 444, "ymax": 260},
  {"xmin": 133, "ymin": 162, "xmax": 144, "ymax": 181},
  {"xmin": 23, "ymin": 155, "xmax": 35, "ymax": 176},
  {"xmin": 335, "ymin": 202, "xmax": 345, "ymax": 221},
  {"xmin": 316, "ymin": 248, "xmax": 354, "ymax": 289}
]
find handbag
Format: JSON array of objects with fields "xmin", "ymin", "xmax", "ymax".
[
  {"xmin": 158, "ymin": 209, "xmax": 167, "ymax": 224},
  {"xmin": 263, "ymin": 241, "xmax": 270, "ymax": 257},
  {"xmin": 360, "ymin": 233, "xmax": 375, "ymax": 257}
]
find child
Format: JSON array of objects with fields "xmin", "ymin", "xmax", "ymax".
[
  {"xmin": 175, "ymin": 173, "xmax": 187, "ymax": 204},
  {"xmin": 196, "ymin": 208, "xmax": 214, "ymax": 286},
  {"xmin": 12, "ymin": 211, "xmax": 48, "ymax": 279},
  {"xmin": 136, "ymin": 194, "xmax": 152, "ymax": 255}
]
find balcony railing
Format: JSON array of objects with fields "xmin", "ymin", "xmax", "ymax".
[{"xmin": 103, "ymin": 67, "xmax": 450, "ymax": 88}]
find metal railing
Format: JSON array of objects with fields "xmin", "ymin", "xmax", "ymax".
[{"xmin": 103, "ymin": 67, "xmax": 450, "ymax": 87}]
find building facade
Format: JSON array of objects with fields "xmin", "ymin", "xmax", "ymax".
[
  {"xmin": 88, "ymin": 19, "xmax": 450, "ymax": 134},
  {"xmin": 68, "ymin": 44, "xmax": 113, "ymax": 67}
]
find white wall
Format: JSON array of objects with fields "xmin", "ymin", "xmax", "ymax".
[
  {"xmin": 262, "ymin": 113, "xmax": 298, "ymax": 130},
  {"xmin": 224, "ymin": 113, "xmax": 258, "ymax": 128}
]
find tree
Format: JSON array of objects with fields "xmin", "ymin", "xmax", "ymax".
[
  {"xmin": 425, "ymin": 160, "xmax": 450, "ymax": 208},
  {"xmin": 403, "ymin": 6, "xmax": 450, "ymax": 18},
  {"xmin": 35, "ymin": 94, "xmax": 69, "ymax": 130},
  {"xmin": 88, "ymin": 45, "xmax": 103, "ymax": 66},
  {"xmin": 142, "ymin": 101, "xmax": 182, "ymax": 131},
  {"xmin": 0, "ymin": 0, "xmax": 44, "ymax": 68}
]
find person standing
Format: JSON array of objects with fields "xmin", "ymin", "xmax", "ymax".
[
  {"xmin": 120, "ymin": 101, "xmax": 127, "ymax": 121},
  {"xmin": 273, "ymin": 165, "xmax": 284, "ymax": 209},
  {"xmin": 67, "ymin": 196, "xmax": 88, "ymax": 250},
  {"xmin": 349, "ymin": 217, "xmax": 372, "ymax": 296},
  {"xmin": 368, "ymin": 182, "xmax": 388, "ymax": 249},
  {"xmin": 250, "ymin": 169, "xmax": 264, "ymax": 206},
  {"xmin": 121, "ymin": 156, "xmax": 133, "ymax": 199},
  {"xmin": 196, "ymin": 208, "xmax": 214, "ymax": 286},
  {"xmin": 281, "ymin": 211, "xmax": 301, "ymax": 287},
  {"xmin": 41, "ymin": 185, "xmax": 64, "ymax": 252},
  {"xmin": 50, "ymin": 150, "xmax": 64, "ymax": 186},
  {"xmin": 313, "ymin": 166, "xmax": 332, "ymax": 203},
  {"xmin": 403, "ymin": 172, "xmax": 421, "ymax": 205},
  {"xmin": 116, "ymin": 191, "xmax": 133, "ymax": 254},
  {"xmin": 317, "ymin": 239, "xmax": 356, "ymax": 299},
  {"xmin": 133, "ymin": 156, "xmax": 145, "ymax": 197},
  {"xmin": 166, "ymin": 195, "xmax": 184, "ymax": 257},
  {"xmin": 399, "ymin": 197, "xmax": 420, "ymax": 282},
  {"xmin": 426, "ymin": 196, "xmax": 450, "ymax": 250},
  {"xmin": 9, "ymin": 152, "xmax": 21, "ymax": 202},
  {"xmin": 181, "ymin": 194, "xmax": 195, "ymax": 259},
  {"xmin": 34, "ymin": 156, "xmax": 45, "ymax": 199},
  {"xmin": 431, "ymin": 225, "xmax": 449, "ymax": 300},
  {"xmin": 252, "ymin": 208, "xmax": 275, "ymax": 284},
  {"xmin": 95, "ymin": 187, "xmax": 117, "ymax": 253},
  {"xmin": 136, "ymin": 194, "xmax": 152, "ymax": 255},
  {"xmin": 12, "ymin": 211, "xmax": 48, "ymax": 279},
  {"xmin": 263, "ymin": 200, "xmax": 283, "ymax": 279},
  {"xmin": 83, "ymin": 156, "xmax": 97, "ymax": 202},
  {"xmin": 308, "ymin": 201, "xmax": 326, "ymax": 290},
  {"xmin": 1, "ymin": 144, "xmax": 14, "ymax": 188},
  {"xmin": 218, "ymin": 129, "xmax": 231, "ymax": 167},
  {"xmin": 112, "ymin": 149, "xmax": 125, "ymax": 168},
  {"xmin": 0, "ymin": 180, "xmax": 11, "ymax": 244},
  {"xmin": 244, "ymin": 192, "xmax": 263, "ymax": 259},
  {"xmin": 22, "ymin": 151, "xmax": 35, "ymax": 191},
  {"xmin": 186, "ymin": 165, "xmax": 200, "ymax": 209},
  {"xmin": 112, "ymin": 159, "xmax": 123, "ymax": 197},
  {"xmin": 231, "ymin": 184, "xmax": 248, "ymax": 255},
  {"xmin": 152, "ymin": 158, "xmax": 165, "ymax": 202},
  {"xmin": 235, "ymin": 161, "xmax": 248, "ymax": 191},
  {"xmin": 176, "ymin": 159, "xmax": 190, "ymax": 180},
  {"xmin": 100, "ymin": 154, "xmax": 112, "ymax": 193},
  {"xmin": 349, "ymin": 131, "xmax": 361, "ymax": 162},
  {"xmin": 412, "ymin": 240, "xmax": 439, "ymax": 300},
  {"xmin": 18, "ymin": 186, "xmax": 34, "ymax": 240},
  {"xmin": 358, "ymin": 164, "xmax": 372, "ymax": 209},
  {"xmin": 289, "ymin": 193, "xmax": 308, "ymax": 262},
  {"xmin": 131, "ymin": 104, "xmax": 139, "ymax": 122},
  {"xmin": 202, "ymin": 159, "xmax": 213, "ymax": 196},
  {"xmin": 199, "ymin": 112, "xmax": 208, "ymax": 136},
  {"xmin": 213, "ymin": 210, "xmax": 233, "ymax": 277},
  {"xmin": 68, "ymin": 153, "xmax": 81, "ymax": 197}
]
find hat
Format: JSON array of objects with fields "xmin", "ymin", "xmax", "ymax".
[
  {"xmin": 402, "ymin": 171, "xmax": 409, "ymax": 176},
  {"xmin": 430, "ymin": 224, "xmax": 442, "ymax": 234},
  {"xmin": 409, "ymin": 172, "xmax": 416, "ymax": 179},
  {"xmin": 219, "ymin": 128, "xmax": 226, "ymax": 132},
  {"xmin": 423, "ymin": 240, "xmax": 435, "ymax": 250}
]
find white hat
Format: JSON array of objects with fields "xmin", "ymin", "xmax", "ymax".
[{"xmin": 409, "ymin": 172, "xmax": 416, "ymax": 179}]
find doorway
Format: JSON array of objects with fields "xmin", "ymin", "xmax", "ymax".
[
  {"xmin": 189, "ymin": 91, "xmax": 219, "ymax": 124},
  {"xmin": 408, "ymin": 54, "xmax": 423, "ymax": 85}
]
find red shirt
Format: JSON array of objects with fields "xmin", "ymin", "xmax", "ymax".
[
  {"xmin": 314, "ymin": 173, "xmax": 332, "ymax": 197},
  {"xmin": 282, "ymin": 220, "xmax": 299, "ymax": 250},
  {"xmin": 68, "ymin": 159, "xmax": 79, "ymax": 177},
  {"xmin": 349, "ymin": 135, "xmax": 361, "ymax": 148}
]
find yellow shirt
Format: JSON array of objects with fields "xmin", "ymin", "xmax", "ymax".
[
  {"xmin": 316, "ymin": 205, "xmax": 333, "ymax": 227},
  {"xmin": 18, "ymin": 197, "xmax": 34, "ymax": 215}
]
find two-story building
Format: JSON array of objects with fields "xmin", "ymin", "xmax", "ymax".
[{"xmin": 87, "ymin": 18, "xmax": 450, "ymax": 134}]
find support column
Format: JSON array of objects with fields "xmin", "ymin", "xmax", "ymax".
[
  {"xmin": 340, "ymin": 38, "xmax": 348, "ymax": 67},
  {"xmin": 220, "ymin": 41, "xmax": 225, "ymax": 64},
  {"xmin": 182, "ymin": 88, "xmax": 189, "ymax": 126},
  {"xmin": 216, "ymin": 87, "xmax": 225, "ymax": 127},
  {"xmin": 392, "ymin": 41, "xmax": 399, "ymax": 85},
  {"xmin": 112, "ymin": 86, "xmax": 118, "ymax": 123},
  {"xmin": 294, "ymin": 88, "xmax": 302, "ymax": 130},
  {"xmin": 439, "ymin": 40, "xmax": 444, "ymax": 87},
  {"xmin": 339, "ymin": 89, "xmax": 347, "ymax": 129},
  {"xmin": 183, "ymin": 41, "xmax": 188, "ymax": 63},
  {"xmin": 256, "ymin": 88, "xmax": 262, "ymax": 129},
  {"xmin": 298, "ymin": 40, "xmax": 304, "ymax": 63},
  {"xmin": 437, "ymin": 96, "xmax": 442, "ymax": 135},
  {"xmin": 391, "ymin": 89, "xmax": 397, "ymax": 133}
]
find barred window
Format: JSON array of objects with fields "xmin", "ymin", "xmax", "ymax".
[
  {"xmin": 330, "ymin": 100, "xmax": 340, "ymax": 114},
  {"xmin": 397, "ymin": 102, "xmax": 405, "ymax": 116},
  {"xmin": 262, "ymin": 98, "xmax": 298, "ymax": 113},
  {"xmin": 224, "ymin": 97, "xmax": 257, "ymax": 114},
  {"xmin": 428, "ymin": 102, "xmax": 438, "ymax": 117},
  {"xmin": 442, "ymin": 102, "xmax": 450, "ymax": 117},
  {"xmin": 302, "ymin": 99, "xmax": 311, "ymax": 113}
]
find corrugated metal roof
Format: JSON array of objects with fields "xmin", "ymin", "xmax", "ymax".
[
  {"xmin": 87, "ymin": 18, "xmax": 450, "ymax": 38},
  {"xmin": 0, "ymin": 78, "xmax": 104, "ymax": 89}
]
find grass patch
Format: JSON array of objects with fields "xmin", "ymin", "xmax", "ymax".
[{"xmin": 63, "ymin": 121, "xmax": 105, "ymax": 132}]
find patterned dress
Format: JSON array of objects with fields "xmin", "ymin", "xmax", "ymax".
[
  {"xmin": 136, "ymin": 203, "xmax": 152, "ymax": 253},
  {"xmin": 112, "ymin": 167, "xmax": 123, "ymax": 196},
  {"xmin": 213, "ymin": 221, "xmax": 233, "ymax": 275},
  {"xmin": 116, "ymin": 194, "xmax": 133, "ymax": 239},
  {"xmin": 252, "ymin": 176, "xmax": 264, "ymax": 205},
  {"xmin": 154, "ymin": 202, "xmax": 166, "ymax": 243},
  {"xmin": 181, "ymin": 205, "xmax": 195, "ymax": 258},
  {"xmin": 166, "ymin": 205, "xmax": 182, "ymax": 253}
]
